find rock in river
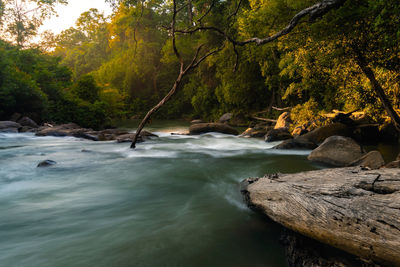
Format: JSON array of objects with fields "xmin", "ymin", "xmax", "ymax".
[
  {"xmin": 265, "ymin": 128, "xmax": 292, "ymax": 142},
  {"xmin": 241, "ymin": 167, "xmax": 400, "ymax": 266},
  {"xmin": 37, "ymin": 160, "xmax": 57, "ymax": 167},
  {"xmin": 189, "ymin": 123, "xmax": 239, "ymax": 135},
  {"xmin": 0, "ymin": 121, "xmax": 21, "ymax": 133},
  {"xmin": 308, "ymin": 136, "xmax": 364, "ymax": 167}
]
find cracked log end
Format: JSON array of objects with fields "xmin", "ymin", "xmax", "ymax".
[{"xmin": 241, "ymin": 167, "xmax": 400, "ymax": 266}]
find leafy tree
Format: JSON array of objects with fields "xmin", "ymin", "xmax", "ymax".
[{"xmin": 0, "ymin": 0, "xmax": 67, "ymax": 47}]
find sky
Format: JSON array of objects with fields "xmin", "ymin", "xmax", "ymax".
[{"xmin": 39, "ymin": 0, "xmax": 113, "ymax": 35}]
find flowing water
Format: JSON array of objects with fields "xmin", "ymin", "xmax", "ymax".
[{"xmin": 0, "ymin": 123, "xmax": 322, "ymax": 267}]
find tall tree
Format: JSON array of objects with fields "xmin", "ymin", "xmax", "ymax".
[{"xmin": 0, "ymin": 0, "xmax": 67, "ymax": 47}]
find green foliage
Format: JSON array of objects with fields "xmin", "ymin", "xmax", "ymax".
[
  {"xmin": 71, "ymin": 75, "xmax": 100, "ymax": 103},
  {"xmin": 1, "ymin": 0, "xmax": 400, "ymax": 129},
  {"xmin": 290, "ymin": 99, "xmax": 321, "ymax": 127}
]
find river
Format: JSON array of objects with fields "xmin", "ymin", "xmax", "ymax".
[{"xmin": 0, "ymin": 122, "xmax": 326, "ymax": 266}]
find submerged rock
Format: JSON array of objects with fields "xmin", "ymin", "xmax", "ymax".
[
  {"xmin": 308, "ymin": 136, "xmax": 364, "ymax": 167},
  {"xmin": 241, "ymin": 167, "xmax": 400, "ymax": 266},
  {"xmin": 37, "ymin": 160, "xmax": 57, "ymax": 167},
  {"xmin": 189, "ymin": 123, "xmax": 239, "ymax": 135}
]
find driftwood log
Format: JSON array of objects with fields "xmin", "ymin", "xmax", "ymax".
[{"xmin": 241, "ymin": 167, "xmax": 400, "ymax": 266}]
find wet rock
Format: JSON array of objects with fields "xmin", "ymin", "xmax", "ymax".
[
  {"xmin": 308, "ymin": 136, "xmax": 364, "ymax": 167},
  {"xmin": 348, "ymin": 150, "xmax": 385, "ymax": 170},
  {"xmin": 0, "ymin": 121, "xmax": 21, "ymax": 132},
  {"xmin": 218, "ymin": 113, "xmax": 233, "ymax": 124},
  {"xmin": 241, "ymin": 167, "xmax": 400, "ymax": 266},
  {"xmin": 73, "ymin": 132, "xmax": 99, "ymax": 141},
  {"xmin": 265, "ymin": 128, "xmax": 292, "ymax": 142},
  {"xmin": 17, "ymin": 116, "xmax": 38, "ymax": 128},
  {"xmin": 274, "ymin": 112, "xmax": 292, "ymax": 130},
  {"xmin": 240, "ymin": 127, "xmax": 270, "ymax": 138},
  {"xmin": 189, "ymin": 123, "xmax": 239, "ymax": 135},
  {"xmin": 140, "ymin": 130, "xmax": 158, "ymax": 138},
  {"xmin": 273, "ymin": 138, "xmax": 317, "ymax": 150},
  {"xmin": 37, "ymin": 160, "xmax": 57, "ymax": 167},
  {"xmin": 116, "ymin": 133, "xmax": 144, "ymax": 143}
]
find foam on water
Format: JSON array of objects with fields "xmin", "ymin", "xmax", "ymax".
[{"xmin": 0, "ymin": 130, "xmax": 319, "ymax": 267}]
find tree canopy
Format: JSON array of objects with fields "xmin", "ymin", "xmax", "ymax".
[{"xmin": 0, "ymin": 0, "xmax": 399, "ymax": 136}]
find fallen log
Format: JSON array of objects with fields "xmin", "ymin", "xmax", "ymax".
[{"xmin": 241, "ymin": 167, "xmax": 400, "ymax": 266}]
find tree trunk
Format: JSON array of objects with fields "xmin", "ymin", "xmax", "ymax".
[
  {"xmin": 354, "ymin": 50, "xmax": 400, "ymax": 132},
  {"xmin": 130, "ymin": 72, "xmax": 183, "ymax": 148},
  {"xmin": 241, "ymin": 167, "xmax": 400, "ymax": 266}
]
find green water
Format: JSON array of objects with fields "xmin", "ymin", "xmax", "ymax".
[{"xmin": 0, "ymin": 123, "xmax": 321, "ymax": 267}]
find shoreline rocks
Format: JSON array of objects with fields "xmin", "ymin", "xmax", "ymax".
[
  {"xmin": 241, "ymin": 167, "xmax": 400, "ymax": 266},
  {"xmin": 307, "ymin": 136, "xmax": 364, "ymax": 167},
  {"xmin": 0, "ymin": 121, "xmax": 22, "ymax": 133}
]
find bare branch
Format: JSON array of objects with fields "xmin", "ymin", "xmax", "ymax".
[{"xmin": 196, "ymin": 0, "xmax": 215, "ymax": 25}]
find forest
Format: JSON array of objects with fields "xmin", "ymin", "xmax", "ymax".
[{"xmin": 0, "ymin": 0, "xmax": 399, "ymax": 132}]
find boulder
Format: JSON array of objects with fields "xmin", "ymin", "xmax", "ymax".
[
  {"xmin": 0, "ymin": 121, "xmax": 21, "ymax": 132},
  {"xmin": 117, "ymin": 134, "xmax": 143, "ymax": 143},
  {"xmin": 17, "ymin": 116, "xmax": 38, "ymax": 128},
  {"xmin": 264, "ymin": 128, "xmax": 292, "ymax": 142},
  {"xmin": 348, "ymin": 150, "xmax": 385, "ymax": 170},
  {"xmin": 218, "ymin": 113, "xmax": 233, "ymax": 124},
  {"xmin": 189, "ymin": 123, "xmax": 239, "ymax": 135},
  {"xmin": 37, "ymin": 160, "xmax": 57, "ymax": 168},
  {"xmin": 308, "ymin": 136, "xmax": 364, "ymax": 167},
  {"xmin": 274, "ymin": 112, "xmax": 292, "ymax": 129},
  {"xmin": 272, "ymin": 138, "xmax": 317, "ymax": 150},
  {"xmin": 241, "ymin": 167, "xmax": 400, "ymax": 266},
  {"xmin": 240, "ymin": 127, "xmax": 270, "ymax": 138},
  {"xmin": 140, "ymin": 130, "xmax": 158, "ymax": 138},
  {"xmin": 116, "ymin": 131, "xmax": 157, "ymax": 143},
  {"xmin": 297, "ymin": 122, "xmax": 351, "ymax": 145}
]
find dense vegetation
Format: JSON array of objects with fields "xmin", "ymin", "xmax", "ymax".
[{"xmin": 0, "ymin": 0, "xmax": 399, "ymax": 131}]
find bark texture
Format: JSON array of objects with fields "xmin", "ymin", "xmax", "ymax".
[{"xmin": 241, "ymin": 167, "xmax": 400, "ymax": 266}]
